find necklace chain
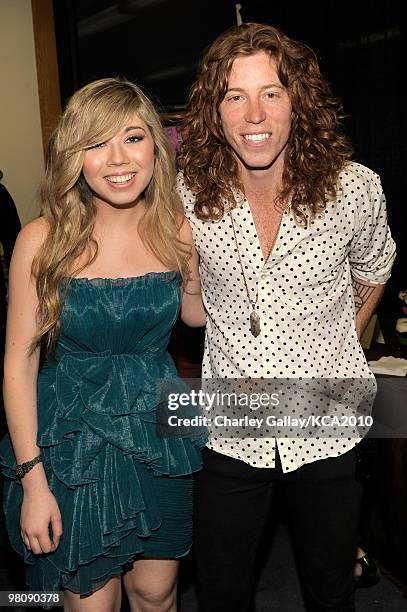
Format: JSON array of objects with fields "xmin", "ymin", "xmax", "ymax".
[
  {"xmin": 229, "ymin": 197, "xmax": 291, "ymax": 338},
  {"xmin": 229, "ymin": 210, "xmax": 261, "ymax": 337}
]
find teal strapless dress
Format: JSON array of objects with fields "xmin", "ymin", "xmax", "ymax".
[{"xmin": 0, "ymin": 271, "xmax": 205, "ymax": 595}]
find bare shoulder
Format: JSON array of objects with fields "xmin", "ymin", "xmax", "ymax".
[
  {"xmin": 18, "ymin": 216, "xmax": 48, "ymax": 241},
  {"xmin": 15, "ymin": 217, "xmax": 48, "ymax": 252},
  {"xmin": 11, "ymin": 217, "xmax": 49, "ymax": 271}
]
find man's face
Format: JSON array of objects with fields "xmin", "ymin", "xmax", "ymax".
[{"xmin": 219, "ymin": 52, "xmax": 292, "ymax": 176}]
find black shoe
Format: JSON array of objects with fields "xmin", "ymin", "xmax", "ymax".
[{"xmin": 354, "ymin": 554, "xmax": 380, "ymax": 588}]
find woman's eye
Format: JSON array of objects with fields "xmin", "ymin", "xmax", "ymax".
[
  {"xmin": 126, "ymin": 135, "xmax": 143, "ymax": 143},
  {"xmin": 88, "ymin": 142, "xmax": 105, "ymax": 149}
]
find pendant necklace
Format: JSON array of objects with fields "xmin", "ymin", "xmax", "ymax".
[{"xmin": 229, "ymin": 210, "xmax": 261, "ymax": 338}]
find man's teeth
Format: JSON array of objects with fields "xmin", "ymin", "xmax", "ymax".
[
  {"xmin": 106, "ymin": 173, "xmax": 134, "ymax": 183},
  {"xmin": 244, "ymin": 133, "xmax": 271, "ymax": 142}
]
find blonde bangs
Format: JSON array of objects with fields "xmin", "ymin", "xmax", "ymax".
[{"xmin": 63, "ymin": 84, "xmax": 143, "ymax": 154}]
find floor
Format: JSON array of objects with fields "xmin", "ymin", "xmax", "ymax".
[
  {"xmin": 1, "ymin": 490, "xmax": 406, "ymax": 611},
  {"xmin": 177, "ymin": 520, "xmax": 407, "ymax": 612}
]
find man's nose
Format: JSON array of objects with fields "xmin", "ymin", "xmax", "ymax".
[{"xmin": 244, "ymin": 98, "xmax": 266, "ymax": 124}]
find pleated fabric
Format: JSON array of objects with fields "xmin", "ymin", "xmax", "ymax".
[{"xmin": 0, "ymin": 272, "xmax": 206, "ymax": 594}]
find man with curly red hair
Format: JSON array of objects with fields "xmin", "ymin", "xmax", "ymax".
[{"xmin": 178, "ymin": 22, "xmax": 396, "ymax": 611}]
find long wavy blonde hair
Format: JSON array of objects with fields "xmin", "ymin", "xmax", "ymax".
[{"xmin": 31, "ymin": 77, "xmax": 189, "ymax": 354}]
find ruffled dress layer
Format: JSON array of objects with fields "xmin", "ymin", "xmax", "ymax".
[{"xmin": 0, "ymin": 272, "xmax": 206, "ymax": 594}]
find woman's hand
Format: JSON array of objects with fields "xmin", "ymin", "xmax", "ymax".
[{"xmin": 20, "ymin": 486, "xmax": 63, "ymax": 554}]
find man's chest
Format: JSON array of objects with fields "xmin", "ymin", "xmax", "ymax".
[
  {"xmin": 188, "ymin": 203, "xmax": 353, "ymax": 300},
  {"xmin": 249, "ymin": 199, "xmax": 284, "ymax": 262}
]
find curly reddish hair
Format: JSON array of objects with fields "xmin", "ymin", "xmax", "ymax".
[{"xmin": 181, "ymin": 22, "xmax": 353, "ymax": 224}]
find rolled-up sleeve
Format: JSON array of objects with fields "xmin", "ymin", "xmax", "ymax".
[{"xmin": 349, "ymin": 173, "xmax": 396, "ymax": 284}]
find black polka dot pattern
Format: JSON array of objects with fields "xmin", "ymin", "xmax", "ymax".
[{"xmin": 177, "ymin": 162, "xmax": 396, "ymax": 472}]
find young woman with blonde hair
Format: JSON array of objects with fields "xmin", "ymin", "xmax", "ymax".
[{"xmin": 0, "ymin": 77, "xmax": 205, "ymax": 611}]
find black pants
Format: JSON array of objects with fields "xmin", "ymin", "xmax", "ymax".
[{"xmin": 193, "ymin": 447, "xmax": 362, "ymax": 612}]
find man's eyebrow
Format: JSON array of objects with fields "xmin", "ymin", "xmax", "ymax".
[{"xmin": 225, "ymin": 83, "xmax": 285, "ymax": 92}]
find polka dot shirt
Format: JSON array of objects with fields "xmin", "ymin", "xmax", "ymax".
[{"xmin": 177, "ymin": 162, "xmax": 396, "ymax": 472}]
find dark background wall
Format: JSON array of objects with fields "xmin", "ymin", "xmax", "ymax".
[{"xmin": 53, "ymin": 0, "xmax": 406, "ymax": 315}]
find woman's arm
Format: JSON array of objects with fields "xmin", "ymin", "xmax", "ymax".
[
  {"xmin": 179, "ymin": 218, "xmax": 206, "ymax": 328},
  {"xmin": 3, "ymin": 218, "xmax": 62, "ymax": 554}
]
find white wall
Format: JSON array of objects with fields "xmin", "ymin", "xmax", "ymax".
[{"xmin": 0, "ymin": 0, "xmax": 44, "ymax": 226}]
